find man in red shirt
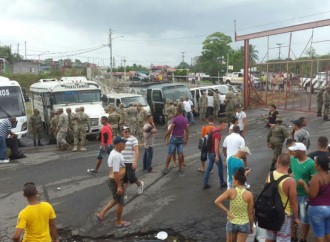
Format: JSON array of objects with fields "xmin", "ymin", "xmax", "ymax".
[
  {"xmin": 203, "ymin": 118, "xmax": 228, "ymax": 189},
  {"xmin": 87, "ymin": 116, "xmax": 113, "ymax": 174}
]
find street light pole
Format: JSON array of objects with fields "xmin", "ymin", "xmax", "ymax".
[
  {"xmin": 108, "ymin": 28, "xmax": 112, "ymax": 81},
  {"xmin": 276, "ymin": 43, "xmax": 283, "ymax": 60}
]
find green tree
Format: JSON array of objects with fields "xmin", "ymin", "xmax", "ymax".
[
  {"xmin": 177, "ymin": 61, "xmax": 190, "ymax": 69},
  {"xmin": 0, "ymin": 45, "xmax": 22, "ymax": 63}
]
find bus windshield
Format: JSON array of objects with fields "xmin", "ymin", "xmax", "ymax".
[
  {"xmin": 121, "ymin": 96, "xmax": 148, "ymax": 107},
  {"xmin": 163, "ymin": 86, "xmax": 191, "ymax": 101},
  {"xmin": 0, "ymin": 86, "xmax": 26, "ymax": 119},
  {"xmin": 53, "ymin": 90, "xmax": 101, "ymax": 104}
]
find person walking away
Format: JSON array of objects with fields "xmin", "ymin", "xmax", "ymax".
[
  {"xmin": 126, "ymin": 104, "xmax": 138, "ymax": 136},
  {"xmin": 29, "ymin": 109, "xmax": 43, "ymax": 147},
  {"xmin": 48, "ymin": 110, "xmax": 59, "ymax": 145},
  {"xmin": 203, "ymin": 118, "xmax": 228, "ymax": 189},
  {"xmin": 55, "ymin": 108, "xmax": 69, "ymax": 151},
  {"xmin": 76, "ymin": 106, "xmax": 89, "ymax": 151},
  {"xmin": 264, "ymin": 154, "xmax": 300, "ymax": 242},
  {"xmin": 0, "ymin": 117, "xmax": 16, "ymax": 163},
  {"xmin": 12, "ymin": 182, "xmax": 59, "ymax": 242},
  {"xmin": 267, "ymin": 115, "xmax": 288, "ymax": 171},
  {"xmin": 308, "ymin": 136, "xmax": 329, "ymax": 160},
  {"xmin": 95, "ymin": 137, "xmax": 131, "ymax": 228},
  {"xmin": 213, "ymin": 89, "xmax": 220, "ymax": 118},
  {"xmin": 299, "ymin": 156, "xmax": 330, "ymax": 242},
  {"xmin": 137, "ymin": 103, "xmax": 148, "ymax": 140},
  {"xmin": 199, "ymin": 115, "xmax": 216, "ymax": 172},
  {"xmin": 163, "ymin": 106, "xmax": 189, "ymax": 174},
  {"xmin": 143, "ymin": 114, "xmax": 157, "ymax": 173},
  {"xmin": 225, "ymin": 94, "xmax": 236, "ymax": 128},
  {"xmin": 199, "ymin": 91, "xmax": 207, "ymax": 121},
  {"xmin": 223, "ymin": 125, "xmax": 246, "ymax": 167},
  {"xmin": 206, "ymin": 91, "xmax": 214, "ymax": 118},
  {"xmin": 214, "ymin": 167, "xmax": 254, "ymax": 242},
  {"xmin": 289, "ymin": 142, "xmax": 317, "ymax": 242},
  {"xmin": 71, "ymin": 107, "xmax": 80, "ymax": 151},
  {"xmin": 323, "ymin": 85, "xmax": 330, "ymax": 121},
  {"xmin": 226, "ymin": 145, "xmax": 251, "ymax": 189},
  {"xmin": 291, "ymin": 119, "xmax": 311, "ymax": 150},
  {"xmin": 87, "ymin": 116, "xmax": 113, "ymax": 174},
  {"xmin": 121, "ymin": 126, "xmax": 144, "ymax": 195},
  {"xmin": 108, "ymin": 106, "xmax": 121, "ymax": 137},
  {"xmin": 183, "ymin": 97, "xmax": 195, "ymax": 124},
  {"xmin": 235, "ymin": 105, "xmax": 247, "ymax": 137},
  {"xmin": 317, "ymin": 87, "xmax": 325, "ymax": 117}
]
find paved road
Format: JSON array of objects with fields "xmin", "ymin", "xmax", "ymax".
[{"xmin": 0, "ymin": 108, "xmax": 329, "ymax": 241}]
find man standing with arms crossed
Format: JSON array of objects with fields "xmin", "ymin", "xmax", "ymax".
[
  {"xmin": 96, "ymin": 137, "xmax": 130, "ymax": 228},
  {"xmin": 12, "ymin": 182, "xmax": 59, "ymax": 242}
]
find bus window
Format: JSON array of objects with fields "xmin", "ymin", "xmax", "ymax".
[{"xmin": 0, "ymin": 86, "xmax": 26, "ymax": 118}]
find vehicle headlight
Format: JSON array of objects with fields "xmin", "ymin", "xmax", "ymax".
[{"xmin": 21, "ymin": 122, "xmax": 28, "ymax": 131}]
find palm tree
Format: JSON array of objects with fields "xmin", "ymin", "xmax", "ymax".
[{"xmin": 240, "ymin": 45, "xmax": 259, "ymax": 65}]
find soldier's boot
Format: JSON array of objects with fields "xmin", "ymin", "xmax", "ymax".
[
  {"xmin": 80, "ymin": 146, "xmax": 87, "ymax": 151},
  {"xmin": 38, "ymin": 140, "xmax": 43, "ymax": 146},
  {"xmin": 33, "ymin": 140, "xmax": 37, "ymax": 147},
  {"xmin": 72, "ymin": 146, "xmax": 78, "ymax": 152},
  {"xmin": 324, "ymin": 115, "xmax": 329, "ymax": 121}
]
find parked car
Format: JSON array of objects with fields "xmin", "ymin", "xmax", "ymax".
[
  {"xmin": 300, "ymin": 72, "xmax": 329, "ymax": 93},
  {"xmin": 222, "ymin": 72, "xmax": 243, "ymax": 85},
  {"xmin": 102, "ymin": 93, "xmax": 151, "ymax": 113}
]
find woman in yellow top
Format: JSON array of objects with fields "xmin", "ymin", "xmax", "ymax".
[{"xmin": 215, "ymin": 167, "xmax": 254, "ymax": 242}]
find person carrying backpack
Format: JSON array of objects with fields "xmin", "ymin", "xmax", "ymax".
[
  {"xmin": 256, "ymin": 153, "xmax": 300, "ymax": 242},
  {"xmin": 203, "ymin": 118, "xmax": 228, "ymax": 189}
]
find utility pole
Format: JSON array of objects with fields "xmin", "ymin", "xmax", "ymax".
[
  {"xmin": 17, "ymin": 43, "xmax": 19, "ymax": 55},
  {"xmin": 123, "ymin": 57, "xmax": 126, "ymax": 81},
  {"xmin": 181, "ymin": 52, "xmax": 185, "ymax": 63},
  {"xmin": 108, "ymin": 28, "xmax": 113, "ymax": 80},
  {"xmin": 24, "ymin": 41, "xmax": 27, "ymax": 59},
  {"xmin": 276, "ymin": 43, "xmax": 283, "ymax": 60}
]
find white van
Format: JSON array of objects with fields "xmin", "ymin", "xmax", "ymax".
[{"xmin": 102, "ymin": 93, "xmax": 151, "ymax": 113}]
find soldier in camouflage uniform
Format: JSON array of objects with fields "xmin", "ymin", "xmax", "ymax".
[
  {"xmin": 316, "ymin": 88, "xmax": 325, "ymax": 117},
  {"xmin": 163, "ymin": 100, "xmax": 170, "ymax": 126},
  {"xmin": 179, "ymin": 96, "xmax": 186, "ymax": 116},
  {"xmin": 225, "ymin": 93, "xmax": 236, "ymax": 127},
  {"xmin": 235, "ymin": 91, "xmax": 243, "ymax": 106},
  {"xmin": 108, "ymin": 105, "xmax": 120, "ymax": 137},
  {"xmin": 29, "ymin": 109, "xmax": 43, "ymax": 147},
  {"xmin": 49, "ymin": 110, "xmax": 59, "ymax": 144},
  {"xmin": 75, "ymin": 106, "xmax": 89, "ymax": 151},
  {"xmin": 199, "ymin": 91, "xmax": 207, "ymax": 121},
  {"xmin": 213, "ymin": 89, "xmax": 220, "ymax": 118},
  {"xmin": 118, "ymin": 103, "xmax": 127, "ymax": 130},
  {"xmin": 137, "ymin": 103, "xmax": 148, "ymax": 140},
  {"xmin": 267, "ymin": 115, "xmax": 288, "ymax": 171},
  {"xmin": 66, "ymin": 108, "xmax": 74, "ymax": 145},
  {"xmin": 71, "ymin": 108, "xmax": 80, "ymax": 151},
  {"xmin": 56, "ymin": 108, "xmax": 69, "ymax": 151},
  {"xmin": 126, "ymin": 103, "xmax": 138, "ymax": 136},
  {"xmin": 323, "ymin": 86, "xmax": 330, "ymax": 121},
  {"xmin": 167, "ymin": 101, "xmax": 177, "ymax": 126}
]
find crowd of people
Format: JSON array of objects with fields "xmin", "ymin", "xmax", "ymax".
[{"xmin": 1, "ymin": 93, "xmax": 330, "ymax": 241}]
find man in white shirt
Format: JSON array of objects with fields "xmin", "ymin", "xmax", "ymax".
[
  {"xmin": 223, "ymin": 125, "xmax": 245, "ymax": 164},
  {"xmin": 183, "ymin": 97, "xmax": 195, "ymax": 124},
  {"xmin": 206, "ymin": 91, "xmax": 214, "ymax": 118},
  {"xmin": 235, "ymin": 105, "xmax": 247, "ymax": 137}
]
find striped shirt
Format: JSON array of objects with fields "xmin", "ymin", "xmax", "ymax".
[
  {"xmin": 121, "ymin": 135, "xmax": 138, "ymax": 164},
  {"xmin": 0, "ymin": 119, "xmax": 12, "ymax": 137}
]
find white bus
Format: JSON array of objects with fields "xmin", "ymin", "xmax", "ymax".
[
  {"xmin": 0, "ymin": 76, "xmax": 28, "ymax": 139},
  {"xmin": 30, "ymin": 76, "xmax": 106, "ymax": 135}
]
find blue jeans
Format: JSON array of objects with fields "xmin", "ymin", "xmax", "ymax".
[
  {"xmin": 0, "ymin": 136, "xmax": 7, "ymax": 160},
  {"xmin": 97, "ymin": 144, "xmax": 113, "ymax": 160},
  {"xmin": 308, "ymin": 205, "xmax": 330, "ymax": 238},
  {"xmin": 168, "ymin": 136, "xmax": 184, "ymax": 155},
  {"xmin": 204, "ymin": 152, "xmax": 225, "ymax": 186},
  {"xmin": 185, "ymin": 111, "xmax": 195, "ymax": 124},
  {"xmin": 143, "ymin": 146, "xmax": 153, "ymax": 171},
  {"xmin": 298, "ymin": 195, "xmax": 310, "ymax": 224}
]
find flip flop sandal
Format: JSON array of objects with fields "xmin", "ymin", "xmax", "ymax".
[
  {"xmin": 116, "ymin": 221, "xmax": 131, "ymax": 228},
  {"xmin": 95, "ymin": 215, "xmax": 104, "ymax": 224}
]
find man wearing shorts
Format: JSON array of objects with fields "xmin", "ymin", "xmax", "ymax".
[
  {"xmin": 121, "ymin": 126, "xmax": 144, "ymax": 195},
  {"xmin": 96, "ymin": 137, "xmax": 130, "ymax": 228},
  {"xmin": 265, "ymin": 154, "xmax": 300, "ymax": 242},
  {"xmin": 87, "ymin": 116, "xmax": 113, "ymax": 174},
  {"xmin": 289, "ymin": 142, "xmax": 316, "ymax": 242},
  {"xmin": 163, "ymin": 106, "xmax": 189, "ymax": 174}
]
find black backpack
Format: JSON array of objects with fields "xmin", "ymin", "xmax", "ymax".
[
  {"xmin": 202, "ymin": 129, "xmax": 219, "ymax": 152},
  {"xmin": 254, "ymin": 172, "xmax": 289, "ymax": 231}
]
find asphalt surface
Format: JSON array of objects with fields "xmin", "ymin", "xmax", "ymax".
[{"xmin": 0, "ymin": 107, "xmax": 329, "ymax": 242}]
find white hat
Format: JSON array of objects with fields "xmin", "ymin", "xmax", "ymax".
[
  {"xmin": 238, "ymin": 145, "xmax": 251, "ymax": 155},
  {"xmin": 288, "ymin": 142, "xmax": 306, "ymax": 152}
]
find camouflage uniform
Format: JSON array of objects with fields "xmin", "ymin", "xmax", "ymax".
[
  {"xmin": 235, "ymin": 91, "xmax": 243, "ymax": 106},
  {"xmin": 323, "ymin": 87, "xmax": 330, "ymax": 121},
  {"xmin": 213, "ymin": 90, "xmax": 220, "ymax": 117},
  {"xmin": 49, "ymin": 111, "xmax": 59, "ymax": 144},
  {"xmin": 29, "ymin": 109, "xmax": 43, "ymax": 146},
  {"xmin": 66, "ymin": 108, "xmax": 74, "ymax": 145},
  {"xmin": 225, "ymin": 94, "xmax": 236, "ymax": 125},
  {"xmin": 267, "ymin": 116, "xmax": 288, "ymax": 171},
  {"xmin": 163, "ymin": 100, "xmax": 170, "ymax": 126},
  {"xmin": 76, "ymin": 107, "xmax": 89, "ymax": 150},
  {"xmin": 199, "ymin": 93, "xmax": 207, "ymax": 120},
  {"xmin": 126, "ymin": 104, "xmax": 138, "ymax": 135},
  {"xmin": 118, "ymin": 104, "xmax": 127, "ymax": 130},
  {"xmin": 108, "ymin": 106, "xmax": 121, "ymax": 137},
  {"xmin": 317, "ymin": 89, "xmax": 325, "ymax": 117},
  {"xmin": 137, "ymin": 104, "xmax": 148, "ymax": 139},
  {"xmin": 71, "ymin": 108, "xmax": 80, "ymax": 151},
  {"xmin": 56, "ymin": 109, "xmax": 69, "ymax": 151},
  {"xmin": 167, "ymin": 102, "xmax": 177, "ymax": 126}
]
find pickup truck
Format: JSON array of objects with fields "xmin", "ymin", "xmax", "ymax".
[
  {"xmin": 222, "ymin": 72, "xmax": 243, "ymax": 85},
  {"xmin": 300, "ymin": 72, "xmax": 329, "ymax": 93}
]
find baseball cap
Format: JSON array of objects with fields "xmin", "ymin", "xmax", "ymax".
[
  {"xmin": 291, "ymin": 119, "xmax": 302, "ymax": 127},
  {"xmin": 288, "ymin": 142, "xmax": 306, "ymax": 151},
  {"xmin": 123, "ymin": 126, "xmax": 130, "ymax": 130},
  {"xmin": 113, "ymin": 137, "xmax": 127, "ymax": 145},
  {"xmin": 238, "ymin": 145, "xmax": 251, "ymax": 154}
]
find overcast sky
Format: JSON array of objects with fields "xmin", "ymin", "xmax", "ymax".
[{"xmin": 1, "ymin": 0, "xmax": 330, "ymax": 67}]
